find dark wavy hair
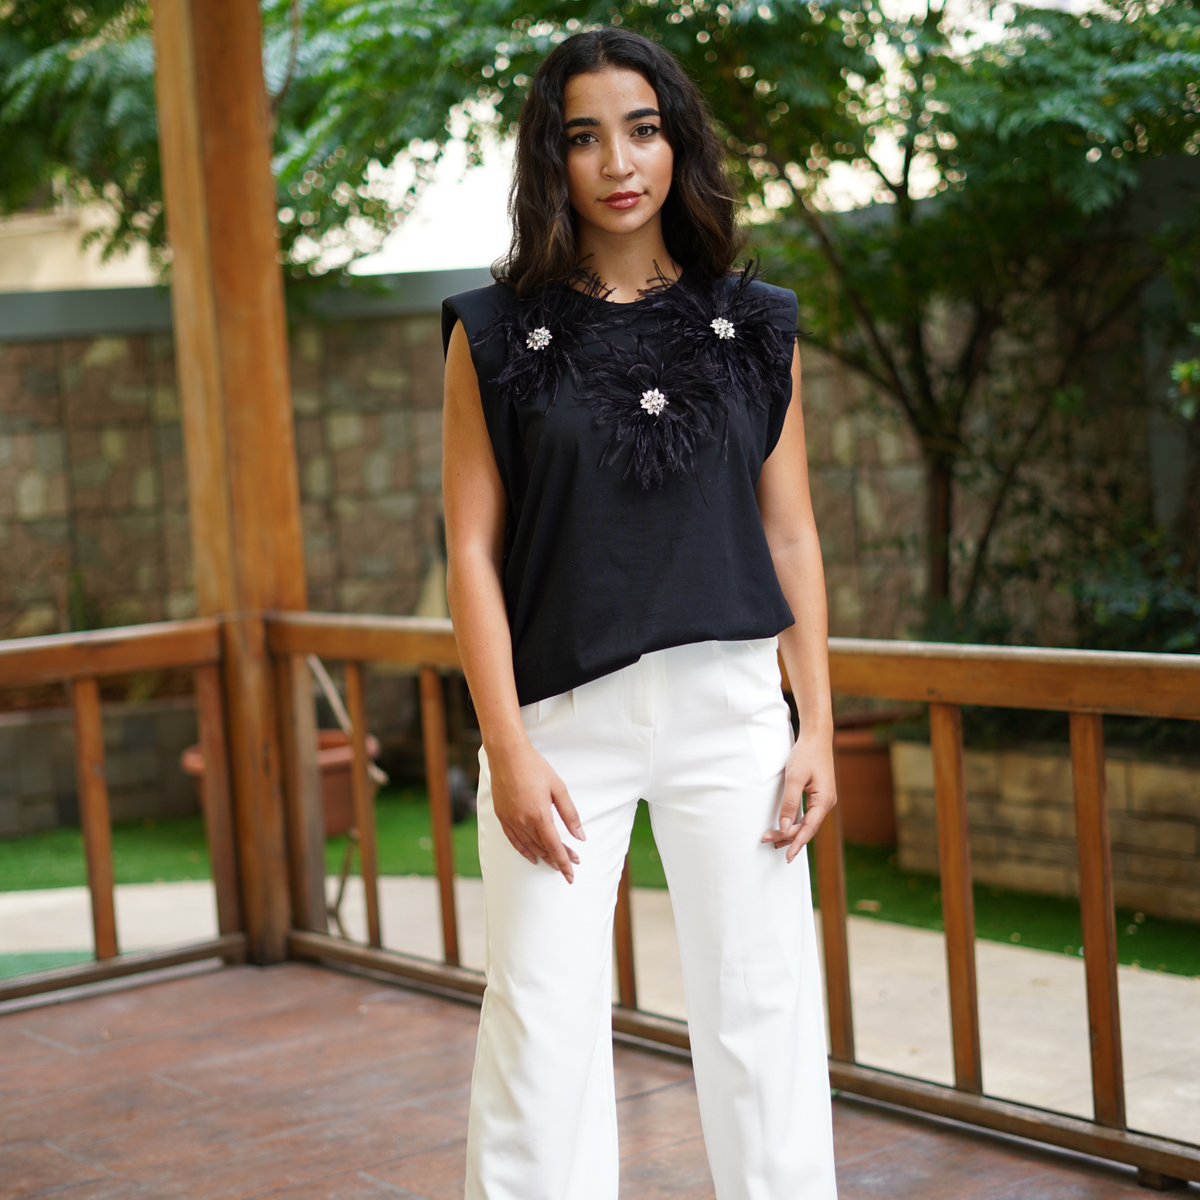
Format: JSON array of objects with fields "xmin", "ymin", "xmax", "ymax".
[{"xmin": 496, "ymin": 28, "xmax": 744, "ymax": 296}]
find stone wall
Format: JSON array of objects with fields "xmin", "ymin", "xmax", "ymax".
[
  {"xmin": 0, "ymin": 317, "xmax": 447, "ymax": 638},
  {"xmin": 891, "ymin": 741, "xmax": 1200, "ymax": 922},
  {"xmin": 0, "ymin": 697, "xmax": 197, "ymax": 837}
]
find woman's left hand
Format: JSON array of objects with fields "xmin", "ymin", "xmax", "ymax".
[{"xmin": 762, "ymin": 729, "xmax": 837, "ymax": 862}]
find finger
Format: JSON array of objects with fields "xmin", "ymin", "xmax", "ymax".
[
  {"xmin": 787, "ymin": 796, "xmax": 836, "ymax": 861},
  {"xmin": 500, "ymin": 821, "xmax": 539, "ymax": 865},
  {"xmin": 777, "ymin": 773, "xmax": 807, "ymax": 836},
  {"xmin": 552, "ymin": 783, "xmax": 586, "ymax": 842},
  {"xmin": 536, "ymin": 816, "xmax": 576, "ymax": 883}
]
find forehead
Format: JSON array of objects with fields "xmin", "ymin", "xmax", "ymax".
[{"xmin": 562, "ymin": 67, "xmax": 659, "ymax": 120}]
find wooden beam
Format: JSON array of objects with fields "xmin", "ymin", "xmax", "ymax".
[
  {"xmin": 1070, "ymin": 712, "xmax": 1126, "ymax": 1130},
  {"xmin": 930, "ymin": 703, "xmax": 982, "ymax": 1094},
  {"xmin": 194, "ymin": 663, "xmax": 242, "ymax": 936},
  {"xmin": 829, "ymin": 639, "xmax": 1200, "ymax": 720},
  {"xmin": 345, "ymin": 663, "xmax": 382, "ymax": 949},
  {"xmin": 0, "ymin": 935, "xmax": 247, "ymax": 1004},
  {"xmin": 70, "ymin": 678, "xmax": 118, "ymax": 961},
  {"xmin": 813, "ymin": 793, "xmax": 854, "ymax": 1062},
  {"xmin": 267, "ymin": 613, "xmax": 461, "ymax": 668},
  {"xmin": 289, "ymin": 929, "xmax": 485, "ymax": 997},
  {"xmin": 0, "ymin": 619, "xmax": 219, "ymax": 688},
  {"xmin": 152, "ymin": 0, "xmax": 306, "ymax": 963},
  {"xmin": 826, "ymin": 1061, "xmax": 1200, "ymax": 1185},
  {"xmin": 419, "ymin": 667, "xmax": 460, "ymax": 966},
  {"xmin": 276, "ymin": 653, "xmax": 327, "ymax": 932},
  {"xmin": 614, "ymin": 852, "xmax": 638, "ymax": 1011}
]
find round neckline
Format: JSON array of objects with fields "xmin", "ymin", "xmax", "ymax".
[{"xmin": 572, "ymin": 264, "xmax": 692, "ymax": 309}]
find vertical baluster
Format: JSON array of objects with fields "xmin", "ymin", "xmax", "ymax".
[
  {"xmin": 344, "ymin": 662, "xmax": 382, "ymax": 948},
  {"xmin": 70, "ymin": 678, "xmax": 118, "ymax": 961},
  {"xmin": 275, "ymin": 653, "xmax": 325, "ymax": 932},
  {"xmin": 814, "ymin": 792, "xmax": 855, "ymax": 1062},
  {"xmin": 614, "ymin": 851, "xmax": 638, "ymax": 1010},
  {"xmin": 930, "ymin": 702, "xmax": 982, "ymax": 1094},
  {"xmin": 420, "ymin": 666, "xmax": 460, "ymax": 967},
  {"xmin": 194, "ymin": 663, "xmax": 243, "ymax": 936},
  {"xmin": 1070, "ymin": 712, "xmax": 1126, "ymax": 1130}
]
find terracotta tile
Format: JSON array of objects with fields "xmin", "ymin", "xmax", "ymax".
[
  {"xmin": 366, "ymin": 1140, "xmax": 468, "ymax": 1200},
  {"xmin": 985, "ymin": 1164, "xmax": 1157, "ymax": 1198},
  {"xmin": 1, "ymin": 1075, "xmax": 215, "ymax": 1147},
  {"xmin": 132, "ymin": 1103, "xmax": 464, "ymax": 1199},
  {"xmin": 619, "ymin": 1135, "xmax": 716, "ymax": 1199},
  {"xmin": 618, "ymin": 1079, "xmax": 705, "ymax": 1159},
  {"xmin": 835, "ymin": 1122, "xmax": 1060, "ymax": 1200},
  {"xmin": 254, "ymin": 1170, "xmax": 419, "ymax": 1199},
  {"xmin": 0, "ymin": 1028, "xmax": 73, "ymax": 1072},
  {"xmin": 0, "ymin": 1141, "xmax": 108, "ymax": 1198},
  {"xmin": 413, "ymin": 1084, "xmax": 471, "ymax": 1121},
  {"xmin": 613, "ymin": 1044, "xmax": 693, "ymax": 1098}
]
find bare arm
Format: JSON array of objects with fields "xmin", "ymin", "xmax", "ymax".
[
  {"xmin": 442, "ymin": 320, "xmax": 584, "ymax": 881},
  {"xmin": 756, "ymin": 344, "xmax": 836, "ymax": 861}
]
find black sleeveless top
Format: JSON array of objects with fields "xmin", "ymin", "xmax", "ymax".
[{"xmin": 442, "ymin": 265, "xmax": 798, "ymax": 706}]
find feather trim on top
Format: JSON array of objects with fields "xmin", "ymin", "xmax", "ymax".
[
  {"xmin": 588, "ymin": 340, "xmax": 721, "ymax": 490},
  {"xmin": 478, "ymin": 278, "xmax": 604, "ymax": 407},
  {"xmin": 641, "ymin": 260, "xmax": 796, "ymax": 407}
]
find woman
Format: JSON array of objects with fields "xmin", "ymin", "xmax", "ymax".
[{"xmin": 441, "ymin": 27, "xmax": 838, "ymax": 1200}]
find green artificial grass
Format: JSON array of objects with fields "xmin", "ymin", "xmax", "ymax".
[
  {"xmin": 2, "ymin": 794, "xmax": 1196, "ymax": 977},
  {"xmin": 838, "ymin": 842, "xmax": 1200, "ymax": 979},
  {"xmin": 0, "ymin": 951, "xmax": 92, "ymax": 980},
  {"xmin": 0, "ymin": 814, "xmax": 213, "ymax": 891}
]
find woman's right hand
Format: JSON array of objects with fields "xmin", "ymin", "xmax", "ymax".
[{"xmin": 485, "ymin": 738, "xmax": 586, "ymax": 883}]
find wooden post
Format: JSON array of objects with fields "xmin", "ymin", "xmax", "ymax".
[
  {"xmin": 194, "ymin": 663, "xmax": 242, "ymax": 936},
  {"xmin": 151, "ymin": 0, "xmax": 306, "ymax": 962},
  {"xmin": 1070, "ymin": 712, "xmax": 1126, "ymax": 1130},
  {"xmin": 614, "ymin": 852, "xmax": 638, "ymax": 1010},
  {"xmin": 420, "ymin": 667, "xmax": 461, "ymax": 966},
  {"xmin": 277, "ymin": 654, "xmax": 326, "ymax": 932},
  {"xmin": 344, "ymin": 662, "xmax": 382, "ymax": 948},
  {"xmin": 814, "ymin": 794, "xmax": 855, "ymax": 1062},
  {"xmin": 930, "ymin": 702, "xmax": 983, "ymax": 1095},
  {"xmin": 70, "ymin": 678, "xmax": 118, "ymax": 961}
]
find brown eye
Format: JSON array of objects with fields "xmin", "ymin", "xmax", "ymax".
[{"xmin": 633, "ymin": 124, "xmax": 660, "ymax": 137}]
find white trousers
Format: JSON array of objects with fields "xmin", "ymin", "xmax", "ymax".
[{"xmin": 465, "ymin": 638, "xmax": 837, "ymax": 1200}]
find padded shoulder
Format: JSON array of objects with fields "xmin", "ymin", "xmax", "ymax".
[{"xmin": 441, "ymin": 282, "xmax": 517, "ymax": 359}]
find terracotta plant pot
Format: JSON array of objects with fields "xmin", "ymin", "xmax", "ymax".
[
  {"xmin": 832, "ymin": 728, "xmax": 896, "ymax": 845},
  {"xmin": 181, "ymin": 728, "xmax": 381, "ymax": 837}
]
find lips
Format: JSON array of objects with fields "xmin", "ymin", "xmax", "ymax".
[{"xmin": 602, "ymin": 191, "xmax": 642, "ymax": 210}]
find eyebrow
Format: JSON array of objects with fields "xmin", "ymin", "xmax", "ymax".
[{"xmin": 563, "ymin": 107, "xmax": 661, "ymax": 131}]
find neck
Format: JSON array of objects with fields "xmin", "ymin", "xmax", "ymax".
[{"xmin": 574, "ymin": 215, "xmax": 679, "ymax": 303}]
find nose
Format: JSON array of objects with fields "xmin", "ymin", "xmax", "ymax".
[{"xmin": 600, "ymin": 138, "xmax": 633, "ymax": 181}]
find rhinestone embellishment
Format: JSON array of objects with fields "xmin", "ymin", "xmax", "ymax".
[
  {"xmin": 526, "ymin": 327, "xmax": 552, "ymax": 350},
  {"xmin": 710, "ymin": 317, "xmax": 736, "ymax": 340},
  {"xmin": 640, "ymin": 388, "xmax": 668, "ymax": 416}
]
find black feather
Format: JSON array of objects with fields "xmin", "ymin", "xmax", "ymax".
[
  {"xmin": 587, "ymin": 338, "xmax": 722, "ymax": 490},
  {"xmin": 478, "ymin": 282, "xmax": 599, "ymax": 407},
  {"xmin": 641, "ymin": 259, "xmax": 795, "ymax": 407}
]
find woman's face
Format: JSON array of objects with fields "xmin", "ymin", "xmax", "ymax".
[{"xmin": 563, "ymin": 66, "xmax": 674, "ymax": 242}]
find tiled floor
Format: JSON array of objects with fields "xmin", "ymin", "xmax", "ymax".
[{"xmin": 0, "ymin": 963, "xmax": 1191, "ymax": 1199}]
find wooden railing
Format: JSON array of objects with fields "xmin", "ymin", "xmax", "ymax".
[
  {"xmin": 266, "ymin": 613, "xmax": 1200, "ymax": 1188},
  {"xmin": 0, "ymin": 621, "xmax": 247, "ymax": 1003}
]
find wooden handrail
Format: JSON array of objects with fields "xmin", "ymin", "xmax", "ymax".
[
  {"xmin": 0, "ymin": 618, "xmax": 221, "ymax": 688},
  {"xmin": 828, "ymin": 637, "xmax": 1200, "ymax": 719},
  {"xmin": 265, "ymin": 612, "xmax": 461, "ymax": 667}
]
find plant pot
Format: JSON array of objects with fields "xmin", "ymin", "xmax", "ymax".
[
  {"xmin": 180, "ymin": 729, "xmax": 381, "ymax": 838},
  {"xmin": 833, "ymin": 728, "xmax": 896, "ymax": 845}
]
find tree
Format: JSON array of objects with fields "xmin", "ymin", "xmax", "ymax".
[{"xmin": 4, "ymin": 0, "xmax": 1198, "ymax": 631}]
